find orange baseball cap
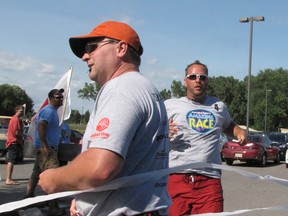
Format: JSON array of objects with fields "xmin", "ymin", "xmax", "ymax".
[{"xmin": 69, "ymin": 20, "xmax": 143, "ymax": 58}]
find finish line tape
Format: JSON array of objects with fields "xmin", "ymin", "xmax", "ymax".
[{"xmin": 1, "ymin": 162, "xmax": 288, "ymax": 215}]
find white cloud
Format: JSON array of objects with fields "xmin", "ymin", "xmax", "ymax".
[
  {"xmin": 0, "ymin": 51, "xmax": 55, "ymax": 75},
  {"xmin": 147, "ymin": 58, "xmax": 158, "ymax": 65}
]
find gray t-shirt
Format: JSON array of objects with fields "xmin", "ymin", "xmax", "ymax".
[
  {"xmin": 165, "ymin": 96, "xmax": 232, "ymax": 179},
  {"xmin": 77, "ymin": 72, "xmax": 171, "ymax": 216}
]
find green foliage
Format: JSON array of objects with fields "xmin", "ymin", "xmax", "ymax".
[
  {"xmin": 83, "ymin": 110, "xmax": 90, "ymax": 124},
  {"xmin": 170, "ymin": 80, "xmax": 186, "ymax": 98},
  {"xmin": 68, "ymin": 110, "xmax": 81, "ymax": 124},
  {"xmin": 160, "ymin": 89, "xmax": 171, "ymax": 101},
  {"xmin": 0, "ymin": 84, "xmax": 34, "ymax": 116},
  {"xmin": 70, "ymin": 123, "xmax": 86, "ymax": 134},
  {"xmin": 250, "ymin": 68, "xmax": 288, "ymax": 131},
  {"xmin": 159, "ymin": 68, "xmax": 288, "ymax": 132},
  {"xmin": 67, "ymin": 109, "xmax": 90, "ymax": 125},
  {"xmin": 77, "ymin": 82, "xmax": 101, "ymax": 101}
]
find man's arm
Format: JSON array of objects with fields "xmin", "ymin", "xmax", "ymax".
[
  {"xmin": 38, "ymin": 120, "xmax": 49, "ymax": 149},
  {"xmin": 39, "ymin": 148, "xmax": 124, "ymax": 194},
  {"xmin": 224, "ymin": 121, "xmax": 247, "ymax": 145}
]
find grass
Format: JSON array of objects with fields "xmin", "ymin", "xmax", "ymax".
[{"xmin": 70, "ymin": 123, "xmax": 86, "ymax": 133}]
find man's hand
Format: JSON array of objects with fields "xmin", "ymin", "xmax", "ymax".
[
  {"xmin": 169, "ymin": 118, "xmax": 179, "ymax": 141},
  {"xmin": 39, "ymin": 168, "xmax": 59, "ymax": 194}
]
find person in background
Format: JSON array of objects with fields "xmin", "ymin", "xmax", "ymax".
[
  {"xmin": 39, "ymin": 20, "xmax": 171, "ymax": 216},
  {"xmin": 25, "ymin": 88, "xmax": 66, "ymax": 216},
  {"xmin": 59, "ymin": 120, "xmax": 71, "ymax": 144},
  {"xmin": 5, "ymin": 105, "xmax": 24, "ymax": 185},
  {"xmin": 165, "ymin": 60, "xmax": 246, "ymax": 215}
]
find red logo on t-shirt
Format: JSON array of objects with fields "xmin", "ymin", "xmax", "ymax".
[{"xmin": 96, "ymin": 118, "xmax": 110, "ymax": 131}]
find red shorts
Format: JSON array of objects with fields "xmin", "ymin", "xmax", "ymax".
[{"xmin": 168, "ymin": 173, "xmax": 223, "ymax": 215}]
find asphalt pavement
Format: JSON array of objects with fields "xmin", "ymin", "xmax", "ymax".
[
  {"xmin": 1, "ymin": 157, "xmax": 288, "ymax": 216},
  {"xmin": 0, "ymin": 158, "xmax": 71, "ymax": 216}
]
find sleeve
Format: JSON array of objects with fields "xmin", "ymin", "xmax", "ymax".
[{"xmin": 88, "ymin": 90, "xmax": 143, "ymax": 158}]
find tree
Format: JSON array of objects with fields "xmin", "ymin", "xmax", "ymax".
[
  {"xmin": 77, "ymin": 82, "xmax": 101, "ymax": 101},
  {"xmin": 170, "ymin": 80, "xmax": 186, "ymax": 98},
  {"xmin": 83, "ymin": 110, "xmax": 90, "ymax": 124},
  {"xmin": 250, "ymin": 68, "xmax": 288, "ymax": 131},
  {"xmin": 208, "ymin": 76, "xmax": 246, "ymax": 125},
  {"xmin": 0, "ymin": 84, "xmax": 34, "ymax": 116},
  {"xmin": 68, "ymin": 110, "xmax": 81, "ymax": 124},
  {"xmin": 160, "ymin": 89, "xmax": 171, "ymax": 101}
]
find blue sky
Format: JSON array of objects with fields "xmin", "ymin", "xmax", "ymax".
[{"xmin": 0, "ymin": 0, "xmax": 287, "ymax": 113}]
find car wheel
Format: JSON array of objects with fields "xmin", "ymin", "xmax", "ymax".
[
  {"xmin": 258, "ymin": 154, "xmax": 267, "ymax": 167},
  {"xmin": 225, "ymin": 159, "xmax": 233, "ymax": 166},
  {"xmin": 286, "ymin": 164, "xmax": 288, "ymax": 168},
  {"xmin": 274, "ymin": 153, "xmax": 280, "ymax": 164}
]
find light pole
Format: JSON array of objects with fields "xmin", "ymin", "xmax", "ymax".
[
  {"xmin": 240, "ymin": 16, "xmax": 265, "ymax": 135},
  {"xmin": 264, "ymin": 89, "xmax": 272, "ymax": 133}
]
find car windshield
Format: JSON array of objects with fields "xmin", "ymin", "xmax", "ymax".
[
  {"xmin": 268, "ymin": 134, "xmax": 285, "ymax": 142},
  {"xmin": 247, "ymin": 135, "xmax": 262, "ymax": 143}
]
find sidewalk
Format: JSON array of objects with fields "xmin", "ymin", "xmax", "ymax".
[{"xmin": 0, "ymin": 158, "xmax": 71, "ymax": 216}]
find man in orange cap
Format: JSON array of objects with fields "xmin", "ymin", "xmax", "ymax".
[{"xmin": 39, "ymin": 21, "xmax": 171, "ymax": 216}]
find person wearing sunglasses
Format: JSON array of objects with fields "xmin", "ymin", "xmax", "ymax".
[
  {"xmin": 25, "ymin": 88, "xmax": 66, "ymax": 216},
  {"xmin": 165, "ymin": 60, "xmax": 246, "ymax": 215},
  {"xmin": 39, "ymin": 21, "xmax": 171, "ymax": 216}
]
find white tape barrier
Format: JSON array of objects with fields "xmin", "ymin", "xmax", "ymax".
[{"xmin": 1, "ymin": 162, "xmax": 288, "ymax": 214}]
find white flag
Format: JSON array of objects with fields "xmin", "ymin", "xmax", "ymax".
[
  {"xmin": 54, "ymin": 67, "xmax": 72, "ymax": 124},
  {"xmin": 28, "ymin": 68, "xmax": 73, "ymax": 138}
]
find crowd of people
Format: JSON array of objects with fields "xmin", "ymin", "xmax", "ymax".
[{"xmin": 4, "ymin": 20, "xmax": 247, "ymax": 216}]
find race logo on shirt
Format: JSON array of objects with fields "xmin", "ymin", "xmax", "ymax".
[
  {"xmin": 90, "ymin": 117, "xmax": 110, "ymax": 139},
  {"xmin": 186, "ymin": 109, "xmax": 216, "ymax": 133},
  {"xmin": 96, "ymin": 117, "xmax": 110, "ymax": 131}
]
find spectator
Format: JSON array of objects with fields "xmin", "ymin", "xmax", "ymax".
[
  {"xmin": 25, "ymin": 88, "xmax": 66, "ymax": 216},
  {"xmin": 59, "ymin": 121, "xmax": 71, "ymax": 144},
  {"xmin": 5, "ymin": 105, "xmax": 24, "ymax": 185}
]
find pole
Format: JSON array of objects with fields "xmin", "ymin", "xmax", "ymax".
[
  {"xmin": 264, "ymin": 89, "xmax": 271, "ymax": 133},
  {"xmin": 240, "ymin": 16, "xmax": 264, "ymax": 136},
  {"xmin": 246, "ymin": 18, "xmax": 254, "ymax": 136}
]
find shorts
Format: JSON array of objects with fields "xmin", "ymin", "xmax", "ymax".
[
  {"xmin": 6, "ymin": 143, "xmax": 22, "ymax": 164},
  {"xmin": 168, "ymin": 173, "xmax": 223, "ymax": 215},
  {"xmin": 31, "ymin": 147, "xmax": 60, "ymax": 180}
]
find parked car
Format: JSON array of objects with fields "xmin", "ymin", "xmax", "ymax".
[
  {"xmin": 24, "ymin": 125, "xmax": 83, "ymax": 160},
  {"xmin": 0, "ymin": 125, "xmax": 8, "ymax": 157},
  {"xmin": 0, "ymin": 116, "xmax": 12, "ymax": 157},
  {"xmin": 219, "ymin": 133, "xmax": 228, "ymax": 161},
  {"xmin": 222, "ymin": 134, "xmax": 281, "ymax": 167},
  {"xmin": 70, "ymin": 129, "xmax": 83, "ymax": 144},
  {"xmin": 23, "ymin": 125, "xmax": 35, "ymax": 158},
  {"xmin": 267, "ymin": 132, "xmax": 288, "ymax": 161}
]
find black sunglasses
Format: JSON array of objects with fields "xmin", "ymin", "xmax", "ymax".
[
  {"xmin": 186, "ymin": 74, "xmax": 208, "ymax": 81},
  {"xmin": 53, "ymin": 96, "xmax": 63, "ymax": 100},
  {"xmin": 84, "ymin": 40, "xmax": 117, "ymax": 55}
]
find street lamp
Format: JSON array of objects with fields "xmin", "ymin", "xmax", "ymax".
[
  {"xmin": 240, "ymin": 16, "xmax": 265, "ymax": 135},
  {"xmin": 264, "ymin": 89, "xmax": 272, "ymax": 133}
]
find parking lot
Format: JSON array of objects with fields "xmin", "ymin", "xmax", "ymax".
[{"xmin": 0, "ymin": 158, "xmax": 288, "ymax": 216}]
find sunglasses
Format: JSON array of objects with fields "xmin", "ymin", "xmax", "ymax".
[
  {"xmin": 186, "ymin": 74, "xmax": 208, "ymax": 81},
  {"xmin": 53, "ymin": 96, "xmax": 63, "ymax": 100},
  {"xmin": 84, "ymin": 40, "xmax": 117, "ymax": 55}
]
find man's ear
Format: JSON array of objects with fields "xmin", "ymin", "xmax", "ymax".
[
  {"xmin": 116, "ymin": 41, "xmax": 128, "ymax": 57},
  {"xmin": 184, "ymin": 79, "xmax": 187, "ymax": 88}
]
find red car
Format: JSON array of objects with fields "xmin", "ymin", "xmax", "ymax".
[{"xmin": 222, "ymin": 134, "xmax": 281, "ymax": 167}]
